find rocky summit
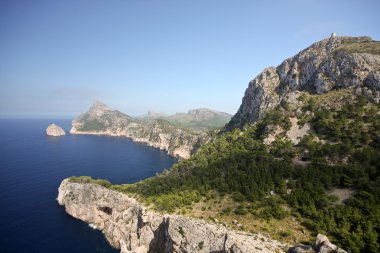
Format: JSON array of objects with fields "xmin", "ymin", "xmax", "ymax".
[
  {"xmin": 228, "ymin": 35, "xmax": 380, "ymax": 129},
  {"xmin": 46, "ymin": 124, "xmax": 65, "ymax": 136}
]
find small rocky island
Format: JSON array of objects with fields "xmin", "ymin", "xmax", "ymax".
[{"xmin": 46, "ymin": 124, "xmax": 65, "ymax": 136}]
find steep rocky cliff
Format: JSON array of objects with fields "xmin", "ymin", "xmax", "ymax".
[
  {"xmin": 227, "ymin": 35, "xmax": 380, "ymax": 129},
  {"xmin": 57, "ymin": 179, "xmax": 287, "ymax": 253},
  {"xmin": 70, "ymin": 101, "xmax": 210, "ymax": 159}
]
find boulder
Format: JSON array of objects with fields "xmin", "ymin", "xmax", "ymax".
[{"xmin": 316, "ymin": 234, "xmax": 347, "ymax": 253}]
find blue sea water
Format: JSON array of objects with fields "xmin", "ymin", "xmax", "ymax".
[{"xmin": 0, "ymin": 119, "xmax": 177, "ymax": 253}]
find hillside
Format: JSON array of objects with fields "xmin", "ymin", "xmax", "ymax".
[
  {"xmin": 139, "ymin": 108, "xmax": 232, "ymax": 131},
  {"xmin": 70, "ymin": 101, "xmax": 211, "ymax": 159},
  {"xmin": 96, "ymin": 35, "xmax": 380, "ymax": 252}
]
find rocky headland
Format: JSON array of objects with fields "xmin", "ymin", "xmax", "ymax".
[
  {"xmin": 70, "ymin": 102, "xmax": 230, "ymax": 159},
  {"xmin": 58, "ymin": 179, "xmax": 287, "ymax": 253},
  {"xmin": 46, "ymin": 124, "xmax": 65, "ymax": 136}
]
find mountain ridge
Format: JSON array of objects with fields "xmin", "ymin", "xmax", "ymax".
[{"xmin": 139, "ymin": 107, "xmax": 232, "ymax": 131}]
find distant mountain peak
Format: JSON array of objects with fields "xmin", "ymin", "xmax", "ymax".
[{"xmin": 91, "ymin": 100, "xmax": 110, "ymax": 110}]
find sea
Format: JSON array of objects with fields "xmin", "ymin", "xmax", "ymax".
[{"xmin": 0, "ymin": 119, "xmax": 177, "ymax": 253}]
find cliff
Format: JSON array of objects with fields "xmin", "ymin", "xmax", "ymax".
[
  {"xmin": 57, "ymin": 179, "xmax": 286, "ymax": 253},
  {"xmin": 70, "ymin": 101, "xmax": 211, "ymax": 159},
  {"xmin": 227, "ymin": 35, "xmax": 380, "ymax": 129},
  {"xmin": 46, "ymin": 123, "xmax": 65, "ymax": 136}
]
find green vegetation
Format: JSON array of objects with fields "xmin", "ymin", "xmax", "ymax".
[
  {"xmin": 77, "ymin": 119, "xmax": 107, "ymax": 131},
  {"xmin": 69, "ymin": 176, "xmax": 112, "ymax": 188},
  {"xmin": 167, "ymin": 114, "xmax": 232, "ymax": 131},
  {"xmin": 125, "ymin": 94, "xmax": 379, "ymax": 252},
  {"xmin": 335, "ymin": 40, "xmax": 380, "ymax": 56},
  {"xmin": 72, "ymin": 92, "xmax": 380, "ymax": 252}
]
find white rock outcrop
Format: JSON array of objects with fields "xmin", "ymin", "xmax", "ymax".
[
  {"xmin": 46, "ymin": 124, "xmax": 65, "ymax": 136},
  {"xmin": 57, "ymin": 179, "xmax": 287, "ymax": 253},
  {"xmin": 288, "ymin": 234, "xmax": 347, "ymax": 253}
]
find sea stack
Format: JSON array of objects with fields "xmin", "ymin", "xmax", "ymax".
[{"xmin": 46, "ymin": 124, "xmax": 65, "ymax": 136}]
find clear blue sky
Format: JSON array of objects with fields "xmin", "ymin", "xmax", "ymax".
[{"xmin": 1, "ymin": 0, "xmax": 379, "ymax": 118}]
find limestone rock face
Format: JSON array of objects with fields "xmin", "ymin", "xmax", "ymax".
[
  {"xmin": 70, "ymin": 101, "xmax": 210, "ymax": 159},
  {"xmin": 46, "ymin": 124, "xmax": 65, "ymax": 136},
  {"xmin": 228, "ymin": 36, "xmax": 380, "ymax": 129},
  {"xmin": 57, "ymin": 179, "xmax": 287, "ymax": 253}
]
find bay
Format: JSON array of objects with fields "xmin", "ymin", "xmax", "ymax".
[{"xmin": 0, "ymin": 119, "xmax": 177, "ymax": 253}]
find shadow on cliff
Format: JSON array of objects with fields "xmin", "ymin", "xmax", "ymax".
[{"xmin": 148, "ymin": 217, "xmax": 174, "ymax": 253}]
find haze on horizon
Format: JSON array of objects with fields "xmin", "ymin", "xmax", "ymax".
[{"xmin": 1, "ymin": 0, "xmax": 379, "ymax": 118}]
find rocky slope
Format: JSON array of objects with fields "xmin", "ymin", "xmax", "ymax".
[
  {"xmin": 46, "ymin": 124, "xmax": 65, "ymax": 136},
  {"xmin": 57, "ymin": 179, "xmax": 287, "ymax": 253},
  {"xmin": 70, "ymin": 101, "xmax": 211, "ymax": 159},
  {"xmin": 227, "ymin": 35, "xmax": 380, "ymax": 129}
]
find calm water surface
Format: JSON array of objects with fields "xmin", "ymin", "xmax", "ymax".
[{"xmin": 0, "ymin": 119, "xmax": 177, "ymax": 253}]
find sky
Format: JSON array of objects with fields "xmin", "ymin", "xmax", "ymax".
[{"xmin": 0, "ymin": 0, "xmax": 379, "ymax": 118}]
